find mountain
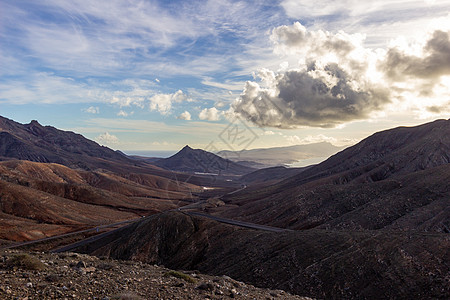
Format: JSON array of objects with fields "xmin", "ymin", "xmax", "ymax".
[
  {"xmin": 0, "ymin": 116, "xmax": 240, "ymax": 188},
  {"xmin": 0, "ymin": 116, "xmax": 132, "ymax": 171},
  {"xmin": 0, "ymin": 116, "xmax": 239, "ymax": 242},
  {"xmin": 218, "ymin": 119, "xmax": 450, "ymax": 232},
  {"xmin": 74, "ymin": 211, "xmax": 449, "ymax": 299},
  {"xmin": 14, "ymin": 118, "xmax": 447, "ymax": 299},
  {"xmin": 285, "ymin": 118, "xmax": 450, "ymax": 185},
  {"xmin": 154, "ymin": 145, "xmax": 255, "ymax": 176},
  {"xmin": 217, "ymin": 142, "xmax": 344, "ymax": 168}
]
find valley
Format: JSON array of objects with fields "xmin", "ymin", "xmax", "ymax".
[{"xmin": 0, "ymin": 116, "xmax": 449, "ymax": 299}]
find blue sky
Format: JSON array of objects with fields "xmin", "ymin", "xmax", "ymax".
[{"xmin": 1, "ymin": 0, "xmax": 450, "ymax": 152}]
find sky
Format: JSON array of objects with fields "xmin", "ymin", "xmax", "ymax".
[{"xmin": 1, "ymin": 0, "xmax": 449, "ymax": 154}]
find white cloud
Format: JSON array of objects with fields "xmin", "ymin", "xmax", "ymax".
[
  {"xmin": 177, "ymin": 111, "xmax": 192, "ymax": 120},
  {"xmin": 232, "ymin": 21, "xmax": 450, "ymax": 128},
  {"xmin": 284, "ymin": 133, "xmax": 357, "ymax": 146},
  {"xmin": 262, "ymin": 130, "xmax": 276, "ymax": 135},
  {"xmin": 96, "ymin": 132, "xmax": 119, "ymax": 145},
  {"xmin": 117, "ymin": 110, "xmax": 133, "ymax": 117},
  {"xmin": 198, "ymin": 107, "xmax": 222, "ymax": 121},
  {"xmin": 280, "ymin": 1, "xmax": 450, "ymax": 48},
  {"xmin": 149, "ymin": 90, "xmax": 190, "ymax": 115},
  {"xmin": 83, "ymin": 106, "xmax": 99, "ymax": 114}
]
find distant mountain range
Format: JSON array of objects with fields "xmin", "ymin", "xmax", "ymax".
[
  {"xmin": 217, "ymin": 142, "xmax": 343, "ymax": 168},
  {"xmin": 153, "ymin": 145, "xmax": 255, "ymax": 176},
  {"xmin": 0, "ymin": 116, "xmax": 238, "ymax": 187}
]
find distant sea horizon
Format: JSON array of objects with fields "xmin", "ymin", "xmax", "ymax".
[{"xmin": 124, "ymin": 150, "xmax": 177, "ymax": 158}]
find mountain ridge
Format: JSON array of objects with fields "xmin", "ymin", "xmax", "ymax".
[
  {"xmin": 0, "ymin": 116, "xmax": 131, "ymax": 170},
  {"xmin": 154, "ymin": 145, "xmax": 255, "ymax": 176},
  {"xmin": 218, "ymin": 118, "xmax": 450, "ymax": 232}
]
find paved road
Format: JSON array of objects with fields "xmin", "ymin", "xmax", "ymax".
[
  {"xmin": 226, "ymin": 185, "xmax": 247, "ymax": 195},
  {"xmin": 0, "ymin": 218, "xmax": 142, "ymax": 250},
  {"xmin": 185, "ymin": 211, "xmax": 290, "ymax": 233}
]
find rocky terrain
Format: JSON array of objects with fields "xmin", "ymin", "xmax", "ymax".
[
  {"xmin": 1, "ymin": 116, "xmax": 449, "ymax": 299},
  {"xmin": 0, "ymin": 250, "xmax": 310, "ymax": 299},
  {"xmin": 219, "ymin": 119, "xmax": 450, "ymax": 232},
  {"xmin": 74, "ymin": 211, "xmax": 450, "ymax": 299},
  {"xmin": 0, "ymin": 159, "xmax": 200, "ymax": 242},
  {"xmin": 0, "ymin": 116, "xmax": 240, "ymax": 242}
]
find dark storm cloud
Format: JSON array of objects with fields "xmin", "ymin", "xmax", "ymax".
[{"xmin": 233, "ymin": 64, "xmax": 390, "ymax": 128}]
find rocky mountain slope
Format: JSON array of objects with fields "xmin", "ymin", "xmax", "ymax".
[
  {"xmin": 0, "ymin": 116, "xmax": 242, "ymax": 242},
  {"xmin": 219, "ymin": 119, "xmax": 450, "ymax": 232},
  {"xmin": 154, "ymin": 145, "xmax": 255, "ymax": 176},
  {"xmin": 0, "ymin": 116, "xmax": 131, "ymax": 171},
  {"xmin": 240, "ymin": 166, "xmax": 309, "ymax": 185},
  {"xmin": 0, "ymin": 250, "xmax": 309, "ymax": 299},
  {"xmin": 74, "ymin": 211, "xmax": 449, "ymax": 299},
  {"xmin": 284, "ymin": 118, "xmax": 450, "ymax": 185},
  {"xmin": 0, "ymin": 160, "xmax": 200, "ymax": 242}
]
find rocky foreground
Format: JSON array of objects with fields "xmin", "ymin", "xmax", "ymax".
[{"xmin": 0, "ymin": 250, "xmax": 311, "ymax": 300}]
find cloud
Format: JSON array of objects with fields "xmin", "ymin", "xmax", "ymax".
[
  {"xmin": 381, "ymin": 30, "xmax": 450, "ymax": 81},
  {"xmin": 283, "ymin": 133, "xmax": 356, "ymax": 146},
  {"xmin": 107, "ymin": 82, "xmax": 190, "ymax": 115},
  {"xmin": 199, "ymin": 107, "xmax": 221, "ymax": 121},
  {"xmin": 262, "ymin": 130, "xmax": 276, "ymax": 135},
  {"xmin": 149, "ymin": 90, "xmax": 189, "ymax": 115},
  {"xmin": 83, "ymin": 106, "xmax": 99, "ymax": 114},
  {"xmin": 96, "ymin": 132, "xmax": 119, "ymax": 145},
  {"xmin": 0, "ymin": 72, "xmax": 94, "ymax": 104},
  {"xmin": 279, "ymin": 0, "xmax": 450, "ymax": 48},
  {"xmin": 117, "ymin": 110, "xmax": 133, "ymax": 117},
  {"xmin": 232, "ymin": 22, "xmax": 450, "ymax": 128},
  {"xmin": 177, "ymin": 111, "xmax": 192, "ymax": 120}
]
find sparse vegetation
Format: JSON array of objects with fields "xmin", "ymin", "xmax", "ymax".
[
  {"xmin": 6, "ymin": 253, "xmax": 46, "ymax": 270},
  {"xmin": 165, "ymin": 270, "xmax": 197, "ymax": 283},
  {"xmin": 111, "ymin": 292, "xmax": 143, "ymax": 300}
]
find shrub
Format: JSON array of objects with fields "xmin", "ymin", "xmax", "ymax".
[
  {"xmin": 7, "ymin": 253, "xmax": 46, "ymax": 271},
  {"xmin": 111, "ymin": 292, "xmax": 143, "ymax": 300},
  {"xmin": 165, "ymin": 270, "xmax": 196, "ymax": 283}
]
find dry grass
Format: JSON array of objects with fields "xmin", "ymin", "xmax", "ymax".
[
  {"xmin": 6, "ymin": 253, "xmax": 46, "ymax": 271},
  {"xmin": 165, "ymin": 270, "xmax": 197, "ymax": 283},
  {"xmin": 111, "ymin": 292, "xmax": 143, "ymax": 300}
]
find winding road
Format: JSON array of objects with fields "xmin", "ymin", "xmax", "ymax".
[{"xmin": 3, "ymin": 185, "xmax": 288, "ymax": 252}]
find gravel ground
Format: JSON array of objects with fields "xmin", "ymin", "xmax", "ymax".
[{"xmin": 0, "ymin": 250, "xmax": 312, "ymax": 300}]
